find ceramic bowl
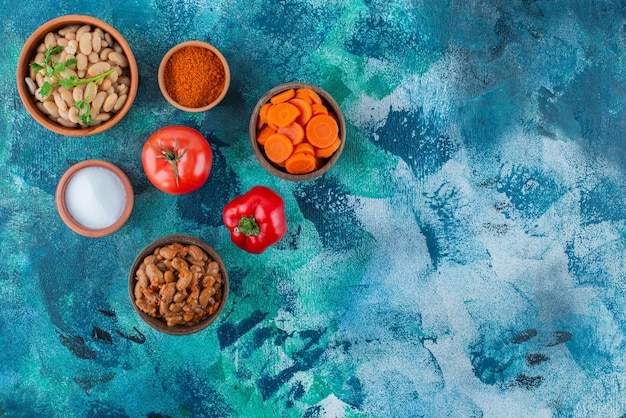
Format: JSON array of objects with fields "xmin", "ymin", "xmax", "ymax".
[
  {"xmin": 16, "ymin": 15, "xmax": 138, "ymax": 136},
  {"xmin": 158, "ymin": 40, "xmax": 230, "ymax": 112},
  {"xmin": 249, "ymin": 82, "xmax": 346, "ymax": 181},
  {"xmin": 56, "ymin": 160, "xmax": 134, "ymax": 238},
  {"xmin": 128, "ymin": 234, "xmax": 229, "ymax": 336}
]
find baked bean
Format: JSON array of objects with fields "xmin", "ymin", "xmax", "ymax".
[
  {"xmin": 160, "ymin": 282, "xmax": 176, "ymax": 303},
  {"xmin": 176, "ymin": 271, "xmax": 192, "ymax": 291},
  {"xmin": 133, "ymin": 242, "xmax": 224, "ymax": 326},
  {"xmin": 172, "ymin": 257, "xmax": 189, "ymax": 272},
  {"xmin": 159, "ymin": 246, "xmax": 177, "ymax": 260},
  {"xmin": 173, "ymin": 292, "xmax": 186, "ymax": 303},
  {"xmin": 146, "ymin": 263, "xmax": 164, "ymax": 286}
]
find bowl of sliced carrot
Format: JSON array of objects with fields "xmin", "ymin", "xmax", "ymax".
[{"xmin": 249, "ymin": 82, "xmax": 346, "ymax": 181}]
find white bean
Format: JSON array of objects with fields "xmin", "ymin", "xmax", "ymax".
[
  {"xmin": 35, "ymin": 72, "xmax": 44, "ymax": 88},
  {"xmin": 102, "ymin": 93, "xmax": 118, "ymax": 112},
  {"xmin": 61, "ymin": 90, "xmax": 74, "ymax": 108},
  {"xmin": 94, "ymin": 113, "xmax": 111, "ymax": 123},
  {"xmin": 68, "ymin": 106, "xmax": 80, "ymax": 124},
  {"xmin": 117, "ymin": 76, "xmax": 130, "ymax": 86},
  {"xmin": 88, "ymin": 51, "xmax": 100, "ymax": 64},
  {"xmin": 76, "ymin": 25, "xmax": 91, "ymax": 38},
  {"xmin": 87, "ymin": 61, "xmax": 111, "ymax": 77},
  {"xmin": 42, "ymin": 101, "xmax": 59, "ymax": 117},
  {"xmin": 92, "ymin": 31, "xmax": 102, "ymax": 52},
  {"xmin": 78, "ymin": 32, "xmax": 92, "ymax": 55},
  {"xmin": 56, "ymin": 117, "xmax": 77, "ymax": 128},
  {"xmin": 104, "ymin": 32, "xmax": 113, "ymax": 46},
  {"xmin": 99, "ymin": 78, "xmax": 112, "ymax": 91},
  {"xmin": 113, "ymin": 94, "xmax": 127, "ymax": 111},
  {"xmin": 34, "ymin": 52, "xmax": 45, "ymax": 66},
  {"xmin": 24, "ymin": 77, "xmax": 36, "ymax": 95},
  {"xmin": 90, "ymin": 91, "xmax": 107, "ymax": 116},
  {"xmin": 107, "ymin": 51, "xmax": 128, "ymax": 68},
  {"xmin": 66, "ymin": 40, "xmax": 78, "ymax": 55},
  {"xmin": 53, "ymin": 94, "xmax": 68, "ymax": 113},
  {"xmin": 99, "ymin": 47, "xmax": 113, "ymax": 61},
  {"xmin": 58, "ymin": 25, "xmax": 80, "ymax": 36},
  {"xmin": 44, "ymin": 32, "xmax": 57, "ymax": 48},
  {"xmin": 84, "ymin": 82, "xmax": 97, "ymax": 103},
  {"xmin": 76, "ymin": 53, "xmax": 88, "ymax": 71},
  {"xmin": 72, "ymin": 84, "xmax": 84, "ymax": 102}
]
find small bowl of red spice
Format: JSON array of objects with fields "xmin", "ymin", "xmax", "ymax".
[{"xmin": 158, "ymin": 41, "xmax": 230, "ymax": 112}]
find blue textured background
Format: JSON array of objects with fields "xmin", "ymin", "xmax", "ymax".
[{"xmin": 2, "ymin": 0, "xmax": 626, "ymax": 417}]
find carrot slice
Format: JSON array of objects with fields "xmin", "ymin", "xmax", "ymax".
[
  {"xmin": 295, "ymin": 88, "xmax": 322, "ymax": 105},
  {"xmin": 285, "ymin": 152, "xmax": 317, "ymax": 174},
  {"xmin": 257, "ymin": 124, "xmax": 277, "ymax": 146},
  {"xmin": 267, "ymin": 102, "xmax": 300, "ymax": 128},
  {"xmin": 294, "ymin": 142, "xmax": 315, "ymax": 156},
  {"xmin": 305, "ymin": 114, "xmax": 339, "ymax": 148},
  {"xmin": 264, "ymin": 133, "xmax": 294, "ymax": 164},
  {"xmin": 259, "ymin": 103, "xmax": 272, "ymax": 124},
  {"xmin": 311, "ymin": 103, "xmax": 328, "ymax": 116},
  {"xmin": 314, "ymin": 136, "xmax": 341, "ymax": 158},
  {"xmin": 277, "ymin": 122, "xmax": 305, "ymax": 145},
  {"xmin": 288, "ymin": 98, "xmax": 313, "ymax": 126},
  {"xmin": 270, "ymin": 89, "xmax": 295, "ymax": 104}
]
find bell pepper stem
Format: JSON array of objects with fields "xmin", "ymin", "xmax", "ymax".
[{"xmin": 235, "ymin": 216, "xmax": 260, "ymax": 237}]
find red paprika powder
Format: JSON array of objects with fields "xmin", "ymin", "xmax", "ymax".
[{"xmin": 163, "ymin": 46, "xmax": 225, "ymax": 108}]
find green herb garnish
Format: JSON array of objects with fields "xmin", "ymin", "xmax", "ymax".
[{"xmin": 29, "ymin": 45, "xmax": 118, "ymax": 126}]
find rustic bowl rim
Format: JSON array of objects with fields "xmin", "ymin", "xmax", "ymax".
[
  {"xmin": 157, "ymin": 40, "xmax": 231, "ymax": 112},
  {"xmin": 16, "ymin": 14, "xmax": 139, "ymax": 136},
  {"xmin": 55, "ymin": 159, "xmax": 134, "ymax": 238},
  {"xmin": 128, "ymin": 234, "xmax": 230, "ymax": 336},
  {"xmin": 249, "ymin": 82, "xmax": 346, "ymax": 182}
]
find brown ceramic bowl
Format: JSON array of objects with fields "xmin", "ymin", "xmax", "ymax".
[
  {"xmin": 16, "ymin": 15, "xmax": 138, "ymax": 136},
  {"xmin": 128, "ymin": 234, "xmax": 229, "ymax": 336},
  {"xmin": 56, "ymin": 160, "xmax": 134, "ymax": 238},
  {"xmin": 158, "ymin": 40, "xmax": 230, "ymax": 112},
  {"xmin": 249, "ymin": 82, "xmax": 346, "ymax": 181}
]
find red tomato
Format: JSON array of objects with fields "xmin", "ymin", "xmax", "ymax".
[{"xmin": 142, "ymin": 126, "xmax": 213, "ymax": 195}]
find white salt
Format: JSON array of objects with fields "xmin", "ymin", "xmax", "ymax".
[{"xmin": 64, "ymin": 166, "xmax": 126, "ymax": 229}]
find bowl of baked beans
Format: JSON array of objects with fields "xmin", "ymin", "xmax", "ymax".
[
  {"xmin": 16, "ymin": 15, "xmax": 138, "ymax": 136},
  {"xmin": 128, "ymin": 234, "xmax": 229, "ymax": 335}
]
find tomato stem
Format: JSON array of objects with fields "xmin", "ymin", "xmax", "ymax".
[{"xmin": 149, "ymin": 138, "xmax": 189, "ymax": 187}]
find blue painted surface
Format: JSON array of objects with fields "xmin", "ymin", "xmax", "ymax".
[{"xmin": 1, "ymin": 0, "xmax": 626, "ymax": 416}]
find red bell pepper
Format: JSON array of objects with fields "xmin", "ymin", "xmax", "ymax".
[{"xmin": 222, "ymin": 186, "xmax": 287, "ymax": 254}]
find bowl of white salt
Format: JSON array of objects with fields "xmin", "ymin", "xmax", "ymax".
[{"xmin": 56, "ymin": 160, "xmax": 134, "ymax": 237}]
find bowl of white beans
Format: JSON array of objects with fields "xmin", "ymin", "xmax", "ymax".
[
  {"xmin": 128, "ymin": 234, "xmax": 229, "ymax": 336},
  {"xmin": 16, "ymin": 15, "xmax": 138, "ymax": 136}
]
